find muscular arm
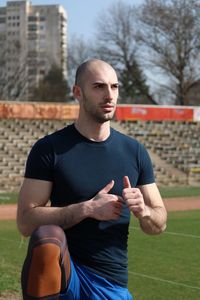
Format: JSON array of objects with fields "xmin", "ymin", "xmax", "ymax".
[
  {"xmin": 137, "ymin": 183, "xmax": 167, "ymax": 235},
  {"xmin": 123, "ymin": 176, "xmax": 167, "ymax": 235},
  {"xmin": 17, "ymin": 178, "xmax": 122, "ymax": 237}
]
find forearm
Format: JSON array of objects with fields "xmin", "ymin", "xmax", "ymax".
[
  {"xmin": 17, "ymin": 201, "xmax": 91, "ymax": 237},
  {"xmin": 138, "ymin": 206, "xmax": 167, "ymax": 235},
  {"xmin": 17, "ymin": 179, "xmax": 123, "ymax": 237}
]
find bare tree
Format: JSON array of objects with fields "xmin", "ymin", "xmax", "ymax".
[
  {"xmin": 93, "ymin": 1, "xmax": 156, "ymax": 104},
  {"xmin": 67, "ymin": 35, "xmax": 94, "ymax": 90},
  {"xmin": 31, "ymin": 65, "xmax": 68, "ymax": 102},
  {"xmin": 0, "ymin": 39, "xmax": 29, "ymax": 101},
  {"xmin": 136, "ymin": 0, "xmax": 200, "ymax": 105},
  {"xmin": 0, "ymin": 49, "xmax": 6, "ymax": 99}
]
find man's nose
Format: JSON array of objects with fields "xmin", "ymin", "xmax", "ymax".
[{"xmin": 104, "ymin": 86, "xmax": 113, "ymax": 100}]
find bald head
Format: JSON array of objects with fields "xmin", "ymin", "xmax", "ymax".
[{"xmin": 75, "ymin": 59, "xmax": 117, "ymax": 88}]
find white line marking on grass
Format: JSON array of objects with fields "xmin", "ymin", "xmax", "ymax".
[
  {"xmin": 128, "ymin": 271, "xmax": 200, "ymax": 291},
  {"xmin": 129, "ymin": 226, "xmax": 200, "ymax": 239},
  {"xmin": 0, "ymin": 237, "xmax": 20, "ymax": 243},
  {"xmin": 164, "ymin": 231, "xmax": 200, "ymax": 239},
  {"xmin": 0, "ymin": 237, "xmax": 28, "ymax": 247}
]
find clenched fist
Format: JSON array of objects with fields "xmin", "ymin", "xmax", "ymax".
[{"xmin": 122, "ymin": 176, "xmax": 150, "ymax": 219}]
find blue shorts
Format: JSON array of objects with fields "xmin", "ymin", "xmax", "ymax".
[{"xmin": 59, "ymin": 259, "xmax": 133, "ymax": 300}]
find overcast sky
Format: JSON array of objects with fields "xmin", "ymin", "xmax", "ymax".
[{"xmin": 0, "ymin": 0, "xmax": 144, "ymax": 39}]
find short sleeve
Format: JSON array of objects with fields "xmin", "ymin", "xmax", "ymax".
[
  {"xmin": 136, "ymin": 144, "xmax": 155, "ymax": 186},
  {"xmin": 25, "ymin": 136, "xmax": 54, "ymax": 182}
]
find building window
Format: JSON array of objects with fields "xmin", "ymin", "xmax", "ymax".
[
  {"xmin": 28, "ymin": 59, "xmax": 38, "ymax": 66},
  {"xmin": 28, "ymin": 16, "xmax": 38, "ymax": 22},
  {"xmin": 40, "ymin": 16, "xmax": 46, "ymax": 21},
  {"xmin": 28, "ymin": 51, "xmax": 37, "ymax": 57},
  {"xmin": 28, "ymin": 68, "xmax": 37, "ymax": 75},
  {"xmin": 40, "ymin": 69, "xmax": 45, "ymax": 75},
  {"xmin": 28, "ymin": 24, "xmax": 38, "ymax": 31},
  {"xmin": 28, "ymin": 33, "xmax": 37, "ymax": 40},
  {"xmin": 0, "ymin": 9, "xmax": 6, "ymax": 15},
  {"xmin": 0, "ymin": 17, "xmax": 5, "ymax": 23}
]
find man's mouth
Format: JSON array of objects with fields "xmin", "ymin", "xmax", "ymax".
[{"xmin": 101, "ymin": 104, "xmax": 114, "ymax": 112}]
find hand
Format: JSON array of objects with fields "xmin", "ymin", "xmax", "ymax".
[
  {"xmin": 122, "ymin": 176, "xmax": 150, "ymax": 218},
  {"xmin": 89, "ymin": 180, "xmax": 123, "ymax": 221}
]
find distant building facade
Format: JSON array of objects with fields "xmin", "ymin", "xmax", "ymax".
[{"xmin": 0, "ymin": 0, "xmax": 67, "ymax": 100}]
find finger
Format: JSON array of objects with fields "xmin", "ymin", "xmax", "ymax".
[
  {"xmin": 99, "ymin": 180, "xmax": 114, "ymax": 194},
  {"xmin": 116, "ymin": 196, "xmax": 124, "ymax": 203},
  {"xmin": 123, "ymin": 176, "xmax": 131, "ymax": 188},
  {"xmin": 114, "ymin": 201, "xmax": 123, "ymax": 208}
]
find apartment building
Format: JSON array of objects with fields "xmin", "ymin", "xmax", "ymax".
[{"xmin": 0, "ymin": 0, "xmax": 67, "ymax": 100}]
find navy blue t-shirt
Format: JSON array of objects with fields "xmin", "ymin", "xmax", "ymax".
[{"xmin": 25, "ymin": 124, "xmax": 154, "ymax": 286}]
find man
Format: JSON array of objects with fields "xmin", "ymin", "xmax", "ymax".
[{"xmin": 17, "ymin": 59, "xmax": 167, "ymax": 300}]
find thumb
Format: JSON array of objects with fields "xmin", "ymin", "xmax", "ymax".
[
  {"xmin": 99, "ymin": 180, "xmax": 114, "ymax": 194},
  {"xmin": 123, "ymin": 176, "xmax": 131, "ymax": 188}
]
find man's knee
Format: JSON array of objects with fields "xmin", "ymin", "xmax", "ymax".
[
  {"xmin": 23, "ymin": 225, "xmax": 69, "ymax": 298},
  {"xmin": 30, "ymin": 225, "xmax": 66, "ymax": 249}
]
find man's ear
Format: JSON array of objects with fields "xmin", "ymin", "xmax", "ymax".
[{"xmin": 73, "ymin": 85, "xmax": 82, "ymax": 100}]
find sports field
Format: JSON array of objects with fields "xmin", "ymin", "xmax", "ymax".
[
  {"xmin": 0, "ymin": 194, "xmax": 200, "ymax": 299},
  {"xmin": 128, "ymin": 210, "xmax": 200, "ymax": 299}
]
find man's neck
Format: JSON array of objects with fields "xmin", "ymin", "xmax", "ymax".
[{"xmin": 74, "ymin": 119, "xmax": 111, "ymax": 142}]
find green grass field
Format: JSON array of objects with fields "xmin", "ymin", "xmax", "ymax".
[
  {"xmin": 0, "ymin": 187, "xmax": 200, "ymax": 299},
  {"xmin": 128, "ymin": 210, "xmax": 200, "ymax": 299},
  {"xmin": 0, "ymin": 193, "xmax": 18, "ymax": 204},
  {"xmin": 0, "ymin": 221, "xmax": 28, "ymax": 295}
]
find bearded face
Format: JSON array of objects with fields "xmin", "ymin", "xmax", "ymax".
[{"xmin": 77, "ymin": 62, "xmax": 119, "ymax": 124}]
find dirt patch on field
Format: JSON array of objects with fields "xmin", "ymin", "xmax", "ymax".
[
  {"xmin": 164, "ymin": 196, "xmax": 200, "ymax": 211},
  {"xmin": 0, "ymin": 292, "xmax": 21, "ymax": 300},
  {"xmin": 0, "ymin": 204, "xmax": 17, "ymax": 220}
]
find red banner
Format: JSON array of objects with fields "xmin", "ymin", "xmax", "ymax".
[
  {"xmin": 115, "ymin": 105, "xmax": 194, "ymax": 121},
  {"xmin": 0, "ymin": 102, "xmax": 197, "ymax": 121},
  {"xmin": 0, "ymin": 102, "xmax": 79, "ymax": 120}
]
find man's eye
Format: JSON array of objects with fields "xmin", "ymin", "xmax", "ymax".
[{"xmin": 95, "ymin": 84, "xmax": 104, "ymax": 89}]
